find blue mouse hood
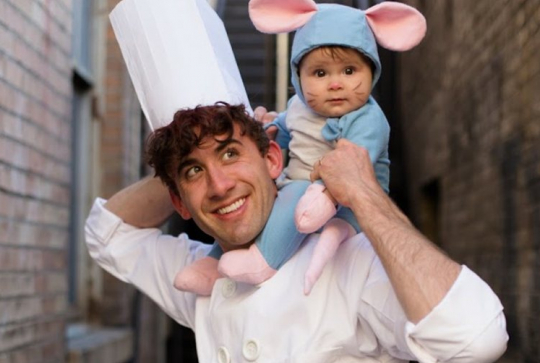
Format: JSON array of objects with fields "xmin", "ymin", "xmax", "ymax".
[{"xmin": 290, "ymin": 4, "xmax": 381, "ymax": 104}]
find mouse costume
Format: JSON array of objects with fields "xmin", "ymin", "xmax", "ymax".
[{"xmin": 215, "ymin": 0, "xmax": 426, "ymax": 294}]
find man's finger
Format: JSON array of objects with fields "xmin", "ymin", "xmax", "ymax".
[{"xmin": 310, "ymin": 160, "xmax": 321, "ymax": 182}]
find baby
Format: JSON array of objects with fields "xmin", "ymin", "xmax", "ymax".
[{"xmin": 174, "ymin": 0, "xmax": 426, "ymax": 295}]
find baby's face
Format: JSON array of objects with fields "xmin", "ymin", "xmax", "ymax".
[{"xmin": 299, "ymin": 47, "xmax": 372, "ymax": 118}]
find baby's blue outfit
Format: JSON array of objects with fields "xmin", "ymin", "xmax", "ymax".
[{"xmin": 208, "ymin": 4, "xmax": 390, "ymax": 270}]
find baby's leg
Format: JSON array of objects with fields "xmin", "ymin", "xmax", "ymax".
[
  {"xmin": 295, "ymin": 181, "xmax": 338, "ymax": 233},
  {"xmin": 217, "ymin": 243, "xmax": 278, "ymax": 284},
  {"xmin": 304, "ymin": 218, "xmax": 356, "ymax": 295},
  {"xmin": 174, "ymin": 243, "xmax": 222, "ymax": 296},
  {"xmin": 218, "ymin": 180, "xmax": 310, "ymax": 284},
  {"xmin": 322, "ymin": 188, "xmax": 336, "ymax": 205}
]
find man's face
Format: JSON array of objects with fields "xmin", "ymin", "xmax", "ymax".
[
  {"xmin": 299, "ymin": 47, "xmax": 373, "ymax": 118},
  {"xmin": 169, "ymin": 126, "xmax": 282, "ymax": 252}
]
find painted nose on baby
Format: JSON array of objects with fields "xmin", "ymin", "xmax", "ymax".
[{"xmin": 328, "ymin": 80, "xmax": 343, "ymax": 90}]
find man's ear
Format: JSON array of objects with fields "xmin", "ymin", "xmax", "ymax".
[
  {"xmin": 265, "ymin": 140, "xmax": 284, "ymax": 179},
  {"xmin": 169, "ymin": 190, "xmax": 192, "ymax": 220}
]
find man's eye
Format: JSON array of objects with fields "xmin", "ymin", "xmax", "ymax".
[
  {"xmin": 185, "ymin": 166, "xmax": 202, "ymax": 178},
  {"xmin": 315, "ymin": 69, "xmax": 326, "ymax": 77},
  {"xmin": 223, "ymin": 149, "xmax": 238, "ymax": 160},
  {"xmin": 344, "ymin": 67, "xmax": 355, "ymax": 75}
]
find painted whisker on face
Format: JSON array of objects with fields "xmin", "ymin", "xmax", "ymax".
[
  {"xmin": 299, "ymin": 47, "xmax": 373, "ymax": 118},
  {"xmin": 352, "ymin": 82, "xmax": 363, "ymax": 90}
]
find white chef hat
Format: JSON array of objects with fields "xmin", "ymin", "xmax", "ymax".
[{"xmin": 110, "ymin": 0, "xmax": 252, "ymax": 130}]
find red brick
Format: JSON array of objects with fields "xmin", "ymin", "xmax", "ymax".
[
  {"xmin": 0, "ymin": 246, "xmax": 66, "ymax": 272},
  {"xmin": 0, "ymin": 194, "xmax": 69, "ymax": 228}
]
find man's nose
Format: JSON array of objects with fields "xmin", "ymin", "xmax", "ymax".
[{"xmin": 206, "ymin": 166, "xmax": 235, "ymax": 198}]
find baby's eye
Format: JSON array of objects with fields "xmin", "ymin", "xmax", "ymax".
[
  {"xmin": 315, "ymin": 69, "xmax": 326, "ymax": 77},
  {"xmin": 344, "ymin": 67, "xmax": 355, "ymax": 75},
  {"xmin": 185, "ymin": 166, "xmax": 202, "ymax": 179}
]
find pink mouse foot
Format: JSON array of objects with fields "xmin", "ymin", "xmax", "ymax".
[{"xmin": 295, "ymin": 184, "xmax": 337, "ymax": 233}]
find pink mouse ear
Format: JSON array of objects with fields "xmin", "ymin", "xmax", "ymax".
[
  {"xmin": 365, "ymin": 2, "xmax": 427, "ymax": 51},
  {"xmin": 249, "ymin": 0, "xmax": 318, "ymax": 34}
]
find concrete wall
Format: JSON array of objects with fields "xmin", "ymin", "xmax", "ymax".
[{"xmin": 397, "ymin": 1, "xmax": 540, "ymax": 360}]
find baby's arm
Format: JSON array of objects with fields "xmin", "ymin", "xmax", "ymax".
[
  {"xmin": 335, "ymin": 99, "xmax": 390, "ymax": 165},
  {"xmin": 298, "ymin": 102, "xmax": 390, "ymax": 293},
  {"xmin": 261, "ymin": 96, "xmax": 298, "ymax": 146},
  {"xmin": 296, "ymin": 99, "xmax": 390, "ymax": 232},
  {"xmin": 265, "ymin": 111, "xmax": 291, "ymax": 148}
]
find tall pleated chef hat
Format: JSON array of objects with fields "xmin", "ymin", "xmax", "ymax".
[{"xmin": 110, "ymin": 0, "xmax": 252, "ymax": 130}]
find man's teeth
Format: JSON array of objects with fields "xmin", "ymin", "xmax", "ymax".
[{"xmin": 218, "ymin": 198, "xmax": 246, "ymax": 215}]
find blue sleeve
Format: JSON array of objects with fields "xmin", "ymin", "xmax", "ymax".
[
  {"xmin": 327, "ymin": 97, "xmax": 389, "ymax": 164},
  {"xmin": 264, "ymin": 96, "xmax": 298, "ymax": 149},
  {"xmin": 265, "ymin": 111, "xmax": 291, "ymax": 149},
  {"xmin": 322, "ymin": 96, "xmax": 390, "ymax": 193},
  {"xmin": 207, "ymin": 242, "xmax": 223, "ymax": 259}
]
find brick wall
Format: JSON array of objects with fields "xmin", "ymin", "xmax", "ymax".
[
  {"xmin": 95, "ymin": 0, "xmax": 144, "ymax": 329},
  {"xmin": 0, "ymin": 0, "xmax": 72, "ymax": 361},
  {"xmin": 397, "ymin": 0, "xmax": 540, "ymax": 360},
  {"xmin": 92, "ymin": 2, "xmax": 168, "ymax": 361}
]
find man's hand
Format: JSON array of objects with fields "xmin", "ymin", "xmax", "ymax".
[
  {"xmin": 253, "ymin": 106, "xmax": 278, "ymax": 140},
  {"xmin": 312, "ymin": 140, "xmax": 460, "ymax": 323},
  {"xmin": 310, "ymin": 139, "xmax": 382, "ymax": 209}
]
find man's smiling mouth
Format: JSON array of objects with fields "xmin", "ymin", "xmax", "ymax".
[{"xmin": 217, "ymin": 198, "xmax": 246, "ymax": 215}]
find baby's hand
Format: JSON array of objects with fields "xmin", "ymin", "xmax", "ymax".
[
  {"xmin": 254, "ymin": 106, "xmax": 278, "ymax": 124},
  {"xmin": 253, "ymin": 106, "xmax": 278, "ymax": 140}
]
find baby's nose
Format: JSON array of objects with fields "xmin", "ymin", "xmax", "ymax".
[{"xmin": 328, "ymin": 81, "xmax": 342, "ymax": 90}]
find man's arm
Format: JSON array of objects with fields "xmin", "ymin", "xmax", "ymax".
[
  {"xmin": 311, "ymin": 139, "xmax": 460, "ymax": 323},
  {"xmin": 85, "ymin": 186, "xmax": 203, "ymax": 329},
  {"xmin": 104, "ymin": 176, "xmax": 176, "ymax": 228}
]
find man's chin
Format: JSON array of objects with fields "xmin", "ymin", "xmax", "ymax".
[
  {"xmin": 225, "ymin": 241, "xmax": 255, "ymax": 252},
  {"xmin": 217, "ymin": 232, "xmax": 259, "ymax": 252}
]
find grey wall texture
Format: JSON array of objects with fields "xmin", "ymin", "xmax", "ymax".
[{"xmin": 397, "ymin": 1, "xmax": 540, "ymax": 361}]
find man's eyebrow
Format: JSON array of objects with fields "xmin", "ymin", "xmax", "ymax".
[
  {"xmin": 175, "ymin": 138, "xmax": 243, "ymax": 176},
  {"xmin": 215, "ymin": 138, "xmax": 242, "ymax": 153},
  {"xmin": 176, "ymin": 158, "xmax": 197, "ymax": 177}
]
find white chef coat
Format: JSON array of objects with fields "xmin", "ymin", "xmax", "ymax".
[{"xmin": 85, "ymin": 198, "xmax": 508, "ymax": 363}]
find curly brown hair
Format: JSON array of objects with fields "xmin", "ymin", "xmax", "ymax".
[{"xmin": 146, "ymin": 102, "xmax": 270, "ymax": 195}]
